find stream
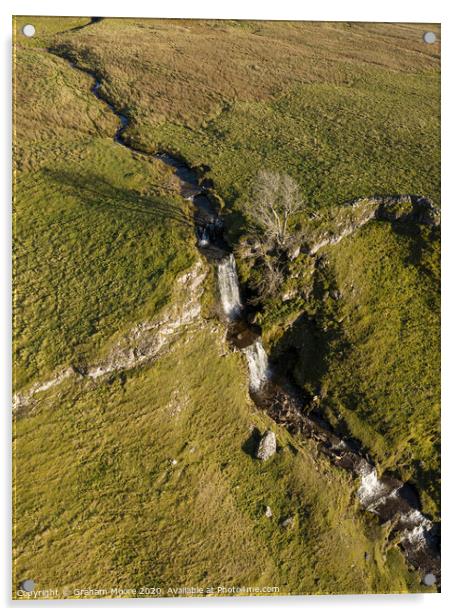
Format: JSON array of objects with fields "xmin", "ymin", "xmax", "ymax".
[{"xmin": 56, "ymin": 51, "xmax": 440, "ymax": 588}]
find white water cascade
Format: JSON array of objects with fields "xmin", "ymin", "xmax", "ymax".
[
  {"xmin": 356, "ymin": 460, "xmax": 433, "ymax": 553},
  {"xmin": 217, "ymin": 253, "xmax": 269, "ymax": 391},
  {"xmin": 356, "ymin": 460, "xmax": 390, "ymax": 510},
  {"xmin": 217, "ymin": 254, "xmax": 243, "ymax": 319},
  {"xmin": 243, "ymin": 340, "xmax": 270, "ymax": 392}
]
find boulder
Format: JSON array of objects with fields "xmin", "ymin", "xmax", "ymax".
[
  {"xmin": 256, "ymin": 430, "xmax": 277, "ymax": 461},
  {"xmin": 280, "ymin": 516, "xmax": 295, "ymax": 530}
]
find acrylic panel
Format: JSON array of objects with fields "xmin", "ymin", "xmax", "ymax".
[{"xmin": 12, "ymin": 16, "xmax": 441, "ymax": 599}]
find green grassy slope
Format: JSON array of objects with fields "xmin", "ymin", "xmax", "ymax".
[
  {"xmin": 14, "ymin": 321, "xmax": 426, "ymax": 597},
  {"xmin": 270, "ymin": 222, "xmax": 440, "ymax": 517},
  {"xmin": 326, "ymin": 223, "xmax": 440, "ymax": 517},
  {"xmin": 49, "ymin": 18, "xmax": 440, "ymax": 211},
  {"xmin": 13, "ymin": 39, "xmax": 196, "ymax": 390},
  {"xmin": 45, "ymin": 17, "xmax": 440, "ymax": 516}
]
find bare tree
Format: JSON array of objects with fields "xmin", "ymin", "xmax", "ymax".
[
  {"xmin": 251, "ymin": 258, "xmax": 285, "ymax": 303},
  {"xmin": 245, "ymin": 169, "xmax": 305, "ymax": 250}
]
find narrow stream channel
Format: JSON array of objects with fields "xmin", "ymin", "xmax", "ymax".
[{"xmin": 56, "ymin": 51, "xmax": 440, "ymax": 588}]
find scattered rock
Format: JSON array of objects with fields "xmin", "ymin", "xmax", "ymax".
[
  {"xmin": 280, "ymin": 516, "xmax": 294, "ymax": 530},
  {"xmin": 256, "ymin": 430, "xmax": 277, "ymax": 461},
  {"xmin": 287, "ymin": 244, "xmax": 301, "ymax": 260},
  {"xmin": 247, "ymin": 312, "xmax": 258, "ymax": 325}
]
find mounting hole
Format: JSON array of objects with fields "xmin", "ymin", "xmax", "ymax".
[
  {"xmin": 22, "ymin": 24, "xmax": 36, "ymax": 38},
  {"xmin": 20, "ymin": 579, "xmax": 35, "ymax": 592},
  {"xmin": 423, "ymin": 573, "xmax": 436, "ymax": 586},
  {"xmin": 423, "ymin": 31, "xmax": 436, "ymax": 44}
]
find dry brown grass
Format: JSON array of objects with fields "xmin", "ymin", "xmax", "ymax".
[{"xmin": 51, "ymin": 19, "xmax": 440, "ymax": 129}]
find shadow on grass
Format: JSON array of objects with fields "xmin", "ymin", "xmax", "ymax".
[
  {"xmin": 270, "ymin": 312, "xmax": 345, "ymax": 392},
  {"xmin": 43, "ymin": 168, "xmax": 194, "ymax": 230},
  {"xmin": 391, "ymin": 219, "xmax": 440, "ymax": 282},
  {"xmin": 56, "ymin": 16, "xmax": 104, "ymax": 35},
  {"xmin": 242, "ymin": 426, "xmax": 261, "ymax": 458}
]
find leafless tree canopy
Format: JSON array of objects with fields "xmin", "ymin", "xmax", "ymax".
[
  {"xmin": 240, "ymin": 169, "xmax": 307, "ymax": 302},
  {"xmin": 245, "ymin": 169, "xmax": 305, "ymax": 249},
  {"xmin": 252, "ymin": 259, "xmax": 284, "ymax": 303}
]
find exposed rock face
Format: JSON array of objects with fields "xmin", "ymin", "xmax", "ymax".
[
  {"xmin": 13, "ymin": 262, "xmax": 207, "ymax": 411},
  {"xmin": 12, "ymin": 366, "xmax": 76, "ymax": 411},
  {"xmin": 301, "ymin": 194, "xmax": 440, "ymax": 257},
  {"xmin": 303, "ymin": 203, "xmax": 376, "ymax": 256},
  {"xmin": 375, "ymin": 195, "xmax": 440, "ymax": 226},
  {"xmin": 86, "ymin": 262, "xmax": 207, "ymax": 379},
  {"xmin": 256, "ymin": 430, "xmax": 277, "ymax": 461}
]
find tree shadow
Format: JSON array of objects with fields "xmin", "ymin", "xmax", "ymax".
[
  {"xmin": 43, "ymin": 168, "xmax": 194, "ymax": 230},
  {"xmin": 57, "ymin": 16, "xmax": 104, "ymax": 35}
]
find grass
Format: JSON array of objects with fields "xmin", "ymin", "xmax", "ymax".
[
  {"xmin": 324, "ymin": 222, "xmax": 440, "ymax": 518},
  {"xmin": 47, "ymin": 18, "xmax": 440, "ymax": 213},
  {"xmin": 13, "ymin": 41, "xmax": 196, "ymax": 390},
  {"xmin": 269, "ymin": 221, "xmax": 440, "ymax": 518},
  {"xmin": 13, "ymin": 16, "xmax": 440, "ymax": 597},
  {"xmin": 13, "ymin": 321, "xmax": 427, "ymax": 597}
]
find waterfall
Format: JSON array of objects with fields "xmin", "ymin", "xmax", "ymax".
[
  {"xmin": 356, "ymin": 461, "xmax": 389, "ymax": 509},
  {"xmin": 356, "ymin": 460, "xmax": 434, "ymax": 555},
  {"xmin": 197, "ymin": 226, "xmax": 210, "ymax": 247},
  {"xmin": 217, "ymin": 254, "xmax": 243, "ymax": 319},
  {"xmin": 217, "ymin": 254, "xmax": 269, "ymax": 390},
  {"xmin": 243, "ymin": 340, "xmax": 270, "ymax": 391}
]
